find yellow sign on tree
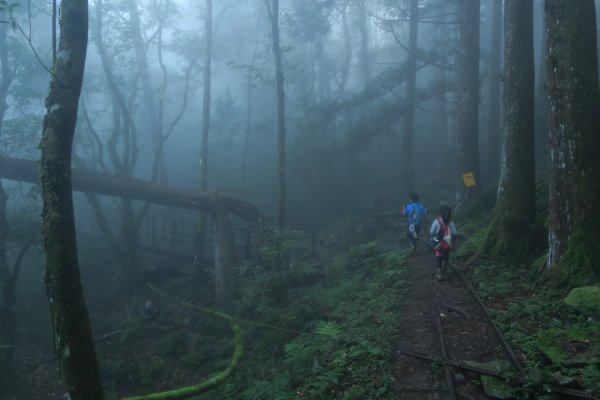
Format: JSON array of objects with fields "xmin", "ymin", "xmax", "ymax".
[{"xmin": 463, "ymin": 172, "xmax": 476, "ymax": 188}]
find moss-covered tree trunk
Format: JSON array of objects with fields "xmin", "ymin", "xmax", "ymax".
[
  {"xmin": 400, "ymin": 0, "xmax": 418, "ymax": 194},
  {"xmin": 456, "ymin": 0, "xmax": 481, "ymax": 205},
  {"xmin": 265, "ymin": 0, "xmax": 287, "ymax": 229},
  {"xmin": 40, "ymin": 1, "xmax": 105, "ymax": 398},
  {"xmin": 544, "ymin": 0, "xmax": 600, "ymax": 286},
  {"xmin": 485, "ymin": 0, "xmax": 535, "ymax": 258},
  {"xmin": 213, "ymin": 208, "xmax": 236, "ymax": 308}
]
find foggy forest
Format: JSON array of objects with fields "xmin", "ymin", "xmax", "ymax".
[{"xmin": 0, "ymin": 0, "xmax": 600, "ymax": 399}]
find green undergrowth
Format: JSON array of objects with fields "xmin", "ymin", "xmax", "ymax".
[
  {"xmin": 201, "ymin": 239, "xmax": 407, "ymax": 400},
  {"xmin": 472, "ymin": 260, "xmax": 600, "ymax": 397}
]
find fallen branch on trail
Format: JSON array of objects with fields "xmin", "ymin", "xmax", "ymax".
[
  {"xmin": 0, "ymin": 155, "xmax": 260, "ymax": 222},
  {"xmin": 398, "ymin": 349, "xmax": 600, "ymax": 400}
]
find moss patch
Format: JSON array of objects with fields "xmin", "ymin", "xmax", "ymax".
[
  {"xmin": 565, "ymin": 286, "xmax": 600, "ymax": 316},
  {"xmin": 536, "ymin": 327, "xmax": 600, "ymax": 366},
  {"xmin": 473, "ymin": 360, "xmax": 518, "ymax": 399},
  {"xmin": 456, "ymin": 226, "xmax": 488, "ymax": 260},
  {"xmin": 554, "ymin": 230, "xmax": 600, "ymax": 288}
]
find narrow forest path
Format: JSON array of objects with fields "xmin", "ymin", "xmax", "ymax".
[{"xmin": 392, "ymin": 248, "xmax": 512, "ymax": 399}]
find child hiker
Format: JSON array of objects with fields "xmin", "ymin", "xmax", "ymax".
[
  {"xmin": 429, "ymin": 205, "xmax": 458, "ymax": 281},
  {"xmin": 402, "ymin": 193, "xmax": 427, "ymax": 255}
]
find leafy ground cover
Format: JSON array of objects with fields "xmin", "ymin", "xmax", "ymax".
[
  {"xmin": 15, "ymin": 217, "xmax": 407, "ymax": 400},
  {"xmin": 465, "ymin": 238, "xmax": 600, "ymax": 397},
  {"xmin": 205, "ymin": 239, "xmax": 407, "ymax": 400}
]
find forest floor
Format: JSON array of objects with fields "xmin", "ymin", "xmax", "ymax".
[
  {"xmin": 392, "ymin": 248, "xmax": 506, "ymax": 400},
  {"xmin": 10, "ymin": 212, "xmax": 600, "ymax": 400}
]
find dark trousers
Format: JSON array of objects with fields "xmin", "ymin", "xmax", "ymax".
[
  {"xmin": 407, "ymin": 223, "xmax": 421, "ymax": 247},
  {"xmin": 436, "ymin": 253, "xmax": 449, "ymax": 269}
]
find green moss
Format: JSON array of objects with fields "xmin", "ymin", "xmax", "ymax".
[
  {"xmin": 555, "ymin": 230, "xmax": 599, "ymax": 288},
  {"xmin": 536, "ymin": 327, "xmax": 600, "ymax": 366},
  {"xmin": 475, "ymin": 360, "xmax": 518, "ymax": 399},
  {"xmin": 565, "ymin": 286, "xmax": 600, "ymax": 316},
  {"xmin": 456, "ymin": 226, "xmax": 488, "ymax": 259},
  {"xmin": 458, "ymin": 222, "xmax": 480, "ymax": 237},
  {"xmin": 532, "ymin": 254, "xmax": 547, "ymax": 274},
  {"xmin": 582, "ymin": 365, "xmax": 600, "ymax": 392},
  {"xmin": 485, "ymin": 214, "xmax": 534, "ymax": 259}
]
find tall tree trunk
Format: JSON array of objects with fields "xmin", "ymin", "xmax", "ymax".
[
  {"xmin": 544, "ymin": 0, "xmax": 600, "ymax": 286},
  {"xmin": 339, "ymin": 0, "xmax": 351, "ymax": 97},
  {"xmin": 266, "ymin": 0, "xmax": 287, "ymax": 229},
  {"xmin": 435, "ymin": 70, "xmax": 450, "ymax": 180},
  {"xmin": 90, "ymin": 0, "xmax": 140, "ymax": 278},
  {"xmin": 127, "ymin": 0, "xmax": 167, "ymax": 183},
  {"xmin": 357, "ymin": 0, "xmax": 370, "ymax": 87},
  {"xmin": 242, "ymin": 11, "xmax": 261, "ymax": 181},
  {"xmin": 0, "ymin": 17, "xmax": 16, "ymax": 397},
  {"xmin": 487, "ymin": 0, "xmax": 502, "ymax": 182},
  {"xmin": 213, "ymin": 208, "xmax": 236, "ymax": 308},
  {"xmin": 0, "ymin": 181, "xmax": 13, "ymax": 397},
  {"xmin": 200, "ymin": 0, "xmax": 212, "ymax": 194},
  {"xmin": 456, "ymin": 0, "xmax": 481, "ymax": 206},
  {"xmin": 193, "ymin": 0, "xmax": 213, "ymax": 275},
  {"xmin": 401, "ymin": 0, "xmax": 418, "ymax": 194},
  {"xmin": 485, "ymin": 0, "xmax": 535, "ymax": 258},
  {"xmin": 40, "ymin": 1, "xmax": 104, "ymax": 398},
  {"xmin": 534, "ymin": 0, "xmax": 548, "ymax": 167}
]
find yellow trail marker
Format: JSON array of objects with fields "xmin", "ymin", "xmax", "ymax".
[{"xmin": 462, "ymin": 172, "xmax": 476, "ymax": 188}]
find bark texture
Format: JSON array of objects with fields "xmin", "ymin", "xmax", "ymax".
[
  {"xmin": 487, "ymin": 0, "xmax": 502, "ymax": 181},
  {"xmin": 39, "ymin": 0, "xmax": 105, "ymax": 398},
  {"xmin": 0, "ymin": 155, "xmax": 260, "ymax": 222},
  {"xmin": 485, "ymin": 0, "xmax": 535, "ymax": 258},
  {"xmin": 545, "ymin": 0, "xmax": 600, "ymax": 285},
  {"xmin": 213, "ymin": 208, "xmax": 236, "ymax": 308},
  {"xmin": 457, "ymin": 0, "xmax": 481, "ymax": 203}
]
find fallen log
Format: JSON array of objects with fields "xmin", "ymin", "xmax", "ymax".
[{"xmin": 0, "ymin": 155, "xmax": 260, "ymax": 222}]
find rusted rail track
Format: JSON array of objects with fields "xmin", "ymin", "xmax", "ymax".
[
  {"xmin": 399, "ymin": 349, "xmax": 600, "ymax": 400},
  {"xmin": 401, "ymin": 259, "xmax": 597, "ymax": 400},
  {"xmin": 436, "ymin": 316, "xmax": 457, "ymax": 400},
  {"xmin": 447, "ymin": 261, "xmax": 524, "ymax": 371}
]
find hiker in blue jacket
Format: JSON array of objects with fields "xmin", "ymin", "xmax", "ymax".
[{"xmin": 402, "ymin": 193, "xmax": 427, "ymax": 255}]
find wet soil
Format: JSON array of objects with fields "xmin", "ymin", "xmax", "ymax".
[{"xmin": 393, "ymin": 248, "xmax": 513, "ymax": 399}]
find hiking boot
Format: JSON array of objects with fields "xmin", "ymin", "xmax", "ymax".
[{"xmin": 436, "ymin": 267, "xmax": 442, "ymax": 281}]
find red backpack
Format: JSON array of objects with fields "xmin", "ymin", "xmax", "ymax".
[{"xmin": 434, "ymin": 218, "xmax": 453, "ymax": 252}]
